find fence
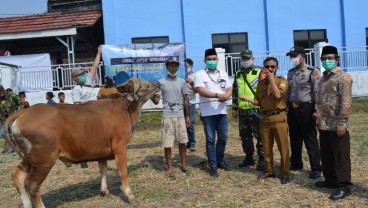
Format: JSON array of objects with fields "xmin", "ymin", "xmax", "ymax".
[
  {"xmin": 15, "ymin": 62, "xmax": 103, "ymax": 91},
  {"xmin": 221, "ymin": 46, "xmax": 368, "ymax": 77},
  {"xmin": 2, "ymin": 46, "xmax": 368, "ymax": 91}
]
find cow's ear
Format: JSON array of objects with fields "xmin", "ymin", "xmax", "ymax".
[{"xmin": 116, "ymin": 79, "xmax": 134, "ymax": 94}]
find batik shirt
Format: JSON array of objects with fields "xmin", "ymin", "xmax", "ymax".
[
  {"xmin": 316, "ymin": 67, "xmax": 353, "ymax": 131},
  {"xmin": 0, "ymin": 92, "xmax": 23, "ymax": 124}
]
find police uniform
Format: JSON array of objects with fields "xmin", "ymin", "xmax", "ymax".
[
  {"xmin": 286, "ymin": 65, "xmax": 322, "ymax": 173},
  {"xmin": 232, "ymin": 66, "xmax": 264, "ymax": 167},
  {"xmin": 255, "ymin": 75, "xmax": 289, "ymax": 179}
]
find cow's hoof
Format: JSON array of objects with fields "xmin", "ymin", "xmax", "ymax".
[
  {"xmin": 100, "ymin": 190, "xmax": 109, "ymax": 196},
  {"xmin": 128, "ymin": 198, "xmax": 139, "ymax": 207}
]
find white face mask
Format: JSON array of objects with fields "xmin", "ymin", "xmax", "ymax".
[
  {"xmin": 290, "ymin": 57, "xmax": 301, "ymax": 67},
  {"xmin": 168, "ymin": 72, "xmax": 177, "ymax": 76},
  {"xmin": 241, "ymin": 60, "xmax": 253, "ymax": 68}
]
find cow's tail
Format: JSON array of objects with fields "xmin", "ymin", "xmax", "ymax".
[{"xmin": 3, "ymin": 112, "xmax": 25, "ymax": 158}]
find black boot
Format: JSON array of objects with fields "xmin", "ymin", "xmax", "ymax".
[
  {"xmin": 238, "ymin": 156, "xmax": 255, "ymax": 168},
  {"xmin": 256, "ymin": 158, "xmax": 265, "ymax": 171}
]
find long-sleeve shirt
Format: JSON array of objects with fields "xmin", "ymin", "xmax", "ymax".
[
  {"xmin": 0, "ymin": 92, "xmax": 23, "ymax": 124},
  {"xmin": 316, "ymin": 67, "xmax": 353, "ymax": 131}
]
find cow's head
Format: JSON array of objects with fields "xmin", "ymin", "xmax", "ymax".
[{"xmin": 116, "ymin": 77, "xmax": 160, "ymax": 102}]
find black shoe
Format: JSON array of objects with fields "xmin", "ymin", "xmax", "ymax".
[
  {"xmin": 315, "ymin": 180, "xmax": 336, "ymax": 189},
  {"xmin": 189, "ymin": 144, "xmax": 197, "ymax": 152},
  {"xmin": 256, "ymin": 160, "xmax": 265, "ymax": 171},
  {"xmin": 290, "ymin": 164, "xmax": 303, "ymax": 171},
  {"xmin": 329, "ymin": 189, "xmax": 351, "ymax": 200},
  {"xmin": 238, "ymin": 158, "xmax": 255, "ymax": 168},
  {"xmin": 309, "ymin": 170, "xmax": 321, "ymax": 179},
  {"xmin": 80, "ymin": 162, "xmax": 89, "ymax": 168},
  {"xmin": 209, "ymin": 167, "xmax": 219, "ymax": 177},
  {"xmin": 217, "ymin": 163, "xmax": 230, "ymax": 171},
  {"xmin": 280, "ymin": 177, "xmax": 290, "ymax": 184}
]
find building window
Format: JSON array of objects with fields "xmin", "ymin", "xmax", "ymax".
[
  {"xmin": 132, "ymin": 36, "xmax": 169, "ymax": 44},
  {"xmin": 293, "ymin": 29, "xmax": 328, "ymax": 49},
  {"xmin": 212, "ymin": 32, "xmax": 248, "ymax": 53}
]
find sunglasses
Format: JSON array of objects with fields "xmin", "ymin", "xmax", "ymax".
[{"xmin": 264, "ymin": 65, "xmax": 276, "ymax": 69}]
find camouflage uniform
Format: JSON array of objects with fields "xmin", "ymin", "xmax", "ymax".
[
  {"xmin": 232, "ymin": 63, "xmax": 264, "ymax": 168},
  {"xmin": 0, "ymin": 92, "xmax": 23, "ymax": 124},
  {"xmin": 0, "ymin": 91, "xmax": 22, "ymax": 154}
]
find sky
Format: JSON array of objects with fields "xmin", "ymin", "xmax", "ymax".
[{"xmin": 0, "ymin": 0, "xmax": 48, "ymax": 18}]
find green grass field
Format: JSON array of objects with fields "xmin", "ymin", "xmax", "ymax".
[{"xmin": 0, "ymin": 100, "xmax": 367, "ymax": 207}]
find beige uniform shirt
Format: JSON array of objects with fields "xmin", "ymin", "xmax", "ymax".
[{"xmin": 255, "ymin": 76, "xmax": 288, "ymax": 114}]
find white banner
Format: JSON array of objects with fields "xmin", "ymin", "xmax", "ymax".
[{"xmin": 0, "ymin": 53, "xmax": 52, "ymax": 92}]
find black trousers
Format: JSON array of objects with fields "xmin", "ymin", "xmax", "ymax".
[
  {"xmin": 288, "ymin": 103, "xmax": 321, "ymax": 171},
  {"xmin": 319, "ymin": 130, "xmax": 353, "ymax": 190}
]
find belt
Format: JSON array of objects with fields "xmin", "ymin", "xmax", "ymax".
[
  {"xmin": 262, "ymin": 109, "xmax": 286, "ymax": 116},
  {"xmin": 288, "ymin": 102, "xmax": 312, "ymax": 109},
  {"xmin": 83, "ymin": 85, "xmax": 94, "ymax": 88}
]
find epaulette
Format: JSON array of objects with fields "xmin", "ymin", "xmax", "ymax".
[
  {"xmin": 277, "ymin": 75, "xmax": 286, "ymax": 80},
  {"xmin": 289, "ymin": 67, "xmax": 297, "ymax": 72},
  {"xmin": 306, "ymin": 65, "xmax": 319, "ymax": 71}
]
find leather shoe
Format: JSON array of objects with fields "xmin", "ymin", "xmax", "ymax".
[
  {"xmin": 329, "ymin": 189, "xmax": 351, "ymax": 200},
  {"xmin": 280, "ymin": 177, "xmax": 290, "ymax": 184},
  {"xmin": 217, "ymin": 163, "xmax": 231, "ymax": 171},
  {"xmin": 238, "ymin": 159, "xmax": 255, "ymax": 168},
  {"xmin": 256, "ymin": 160, "xmax": 265, "ymax": 171},
  {"xmin": 290, "ymin": 164, "xmax": 303, "ymax": 171},
  {"xmin": 209, "ymin": 167, "xmax": 219, "ymax": 177},
  {"xmin": 315, "ymin": 180, "xmax": 336, "ymax": 189},
  {"xmin": 309, "ymin": 170, "xmax": 321, "ymax": 179}
]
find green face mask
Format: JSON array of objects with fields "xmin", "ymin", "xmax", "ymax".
[
  {"xmin": 322, "ymin": 60, "xmax": 336, "ymax": 71},
  {"xmin": 79, "ymin": 74, "xmax": 86, "ymax": 83},
  {"xmin": 206, "ymin": 60, "xmax": 218, "ymax": 70}
]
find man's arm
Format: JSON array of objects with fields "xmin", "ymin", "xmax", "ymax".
[
  {"xmin": 336, "ymin": 73, "xmax": 353, "ymax": 137},
  {"xmin": 265, "ymin": 70, "xmax": 282, "ymax": 99},
  {"xmin": 90, "ymin": 45, "xmax": 102, "ymax": 78},
  {"xmin": 183, "ymin": 94, "xmax": 191, "ymax": 127}
]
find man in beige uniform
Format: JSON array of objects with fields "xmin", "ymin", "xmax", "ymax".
[{"xmin": 242, "ymin": 57, "xmax": 290, "ymax": 184}]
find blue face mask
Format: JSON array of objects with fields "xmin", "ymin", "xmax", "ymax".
[
  {"xmin": 206, "ymin": 60, "xmax": 218, "ymax": 70},
  {"xmin": 322, "ymin": 60, "xmax": 336, "ymax": 71},
  {"xmin": 79, "ymin": 74, "xmax": 86, "ymax": 83}
]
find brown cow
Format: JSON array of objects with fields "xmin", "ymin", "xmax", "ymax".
[{"xmin": 4, "ymin": 77, "xmax": 160, "ymax": 208}]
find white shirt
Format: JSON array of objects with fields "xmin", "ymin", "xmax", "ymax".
[
  {"xmin": 72, "ymin": 73, "xmax": 98, "ymax": 104},
  {"xmin": 194, "ymin": 68, "xmax": 231, "ymax": 116}
]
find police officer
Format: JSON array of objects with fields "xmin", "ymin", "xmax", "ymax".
[
  {"xmin": 286, "ymin": 46, "xmax": 322, "ymax": 179},
  {"xmin": 232, "ymin": 49, "xmax": 265, "ymax": 170},
  {"xmin": 242, "ymin": 57, "xmax": 290, "ymax": 184}
]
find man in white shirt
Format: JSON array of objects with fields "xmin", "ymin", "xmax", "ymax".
[{"xmin": 194, "ymin": 48, "xmax": 233, "ymax": 177}]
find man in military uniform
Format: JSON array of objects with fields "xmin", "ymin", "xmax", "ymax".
[
  {"xmin": 286, "ymin": 46, "xmax": 322, "ymax": 179},
  {"xmin": 315, "ymin": 46, "xmax": 353, "ymax": 200},
  {"xmin": 0, "ymin": 85, "xmax": 23, "ymax": 153},
  {"xmin": 232, "ymin": 49, "xmax": 264, "ymax": 171},
  {"xmin": 241, "ymin": 57, "xmax": 290, "ymax": 184}
]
